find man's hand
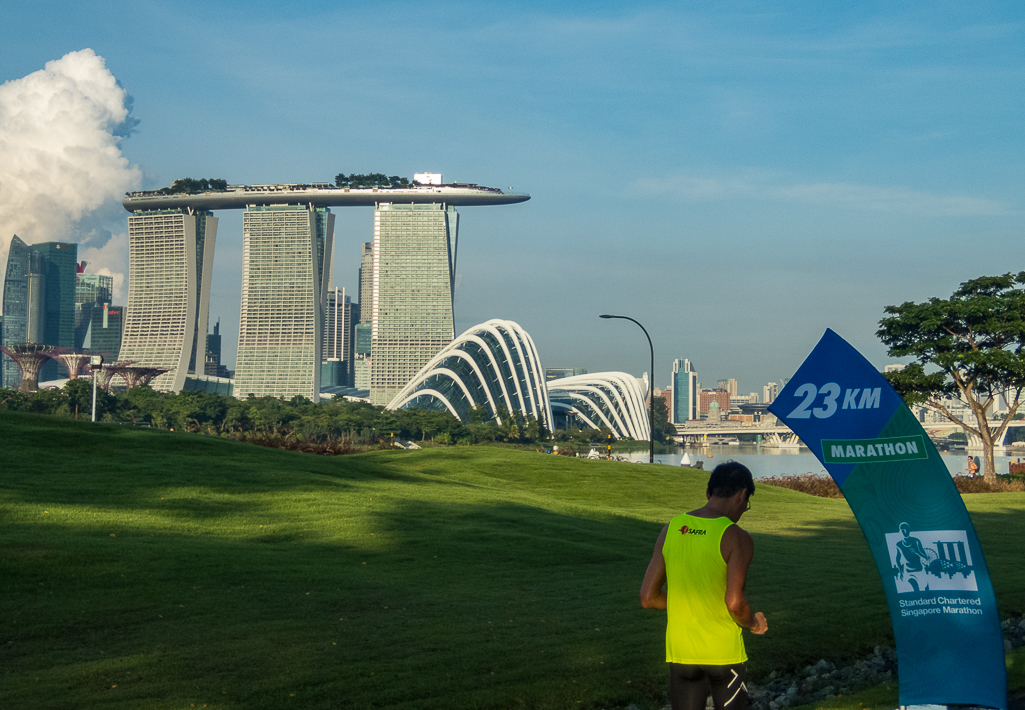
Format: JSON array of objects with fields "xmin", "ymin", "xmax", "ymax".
[{"xmin": 750, "ymin": 612, "xmax": 768, "ymax": 635}]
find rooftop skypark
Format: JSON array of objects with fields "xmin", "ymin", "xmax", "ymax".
[{"xmin": 123, "ymin": 176, "xmax": 527, "ymax": 211}]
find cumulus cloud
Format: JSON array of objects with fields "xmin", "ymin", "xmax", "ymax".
[
  {"xmin": 631, "ymin": 173, "xmax": 1009, "ymax": 217},
  {"xmin": 0, "ymin": 49, "xmax": 140, "ymax": 300}
]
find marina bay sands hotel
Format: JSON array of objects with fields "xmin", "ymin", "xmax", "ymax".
[{"xmin": 119, "ymin": 176, "xmax": 529, "ymax": 405}]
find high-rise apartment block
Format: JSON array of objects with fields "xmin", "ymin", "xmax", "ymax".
[
  {"xmin": 670, "ymin": 358, "xmax": 698, "ymax": 423},
  {"xmin": 119, "ymin": 209, "xmax": 218, "ymax": 391},
  {"xmin": 763, "ymin": 381, "xmax": 780, "ymax": 404},
  {"xmin": 1, "ymin": 237, "xmax": 78, "ymax": 384},
  {"xmin": 233, "ymin": 205, "xmax": 333, "ymax": 401},
  {"xmin": 370, "ymin": 203, "xmax": 457, "ymax": 406}
]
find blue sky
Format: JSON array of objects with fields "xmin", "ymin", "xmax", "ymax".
[{"xmin": 1, "ymin": 1, "xmax": 1022, "ymax": 393}]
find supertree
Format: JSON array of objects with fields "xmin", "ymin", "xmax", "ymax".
[
  {"xmin": 0, "ymin": 343, "xmax": 57, "ymax": 392},
  {"xmin": 96, "ymin": 361, "xmax": 134, "ymax": 391},
  {"xmin": 119, "ymin": 365, "xmax": 170, "ymax": 389},
  {"xmin": 52, "ymin": 352, "xmax": 91, "ymax": 380}
]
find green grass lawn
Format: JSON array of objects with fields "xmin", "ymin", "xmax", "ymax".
[{"xmin": 2, "ymin": 412, "xmax": 1023, "ymax": 709}]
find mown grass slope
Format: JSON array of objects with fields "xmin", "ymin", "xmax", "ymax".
[{"xmin": 2, "ymin": 412, "xmax": 1023, "ymax": 709}]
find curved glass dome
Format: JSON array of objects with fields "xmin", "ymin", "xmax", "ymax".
[
  {"xmin": 387, "ymin": 319, "xmax": 551, "ymax": 428},
  {"xmin": 547, "ymin": 372, "xmax": 651, "ymax": 440}
]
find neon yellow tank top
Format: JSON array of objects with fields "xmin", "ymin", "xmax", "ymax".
[{"xmin": 661, "ymin": 513, "xmax": 747, "ymax": 664}]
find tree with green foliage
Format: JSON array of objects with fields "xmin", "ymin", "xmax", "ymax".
[
  {"xmin": 166, "ymin": 177, "xmax": 228, "ymax": 194},
  {"xmin": 651, "ymin": 394, "xmax": 674, "ymax": 442},
  {"xmin": 334, "ymin": 173, "xmax": 410, "ymax": 189},
  {"xmin": 878, "ymin": 272, "xmax": 1025, "ymax": 483}
]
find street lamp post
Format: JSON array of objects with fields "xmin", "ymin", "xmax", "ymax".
[
  {"xmin": 89, "ymin": 355, "xmax": 103, "ymax": 423},
  {"xmin": 599, "ymin": 314, "xmax": 655, "ymax": 464}
]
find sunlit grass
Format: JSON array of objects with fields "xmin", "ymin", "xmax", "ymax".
[{"xmin": 2, "ymin": 411, "xmax": 1023, "ymax": 709}]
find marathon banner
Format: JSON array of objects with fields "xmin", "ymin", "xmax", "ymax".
[{"xmin": 767, "ymin": 329, "xmax": 1006, "ymax": 710}]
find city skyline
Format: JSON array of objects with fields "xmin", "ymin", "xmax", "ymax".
[{"xmin": 1, "ymin": 3, "xmax": 1022, "ymax": 392}]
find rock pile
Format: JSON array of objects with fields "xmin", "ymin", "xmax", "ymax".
[
  {"xmin": 748, "ymin": 648, "xmax": 896, "ymax": 709},
  {"xmin": 745, "ymin": 615, "xmax": 1025, "ymax": 710}
]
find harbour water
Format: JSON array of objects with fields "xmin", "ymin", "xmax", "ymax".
[{"xmin": 622, "ymin": 443, "xmax": 1025, "ymax": 478}]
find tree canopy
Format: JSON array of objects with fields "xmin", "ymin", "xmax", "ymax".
[
  {"xmin": 878, "ymin": 272, "xmax": 1025, "ymax": 482},
  {"xmin": 162, "ymin": 178, "xmax": 229, "ymax": 195},
  {"xmin": 334, "ymin": 173, "xmax": 410, "ymax": 189}
]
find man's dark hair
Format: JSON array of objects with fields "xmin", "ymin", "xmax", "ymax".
[{"xmin": 706, "ymin": 461, "xmax": 755, "ymax": 499}]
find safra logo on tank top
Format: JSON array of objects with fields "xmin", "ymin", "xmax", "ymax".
[{"xmin": 678, "ymin": 525, "xmax": 707, "ymax": 536}]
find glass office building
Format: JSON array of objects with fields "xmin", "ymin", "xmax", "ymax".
[
  {"xmin": 370, "ymin": 202, "xmax": 458, "ymax": 405},
  {"xmin": 671, "ymin": 358, "xmax": 698, "ymax": 423},
  {"xmin": 119, "ymin": 209, "xmax": 218, "ymax": 392},
  {"xmin": 233, "ymin": 204, "xmax": 333, "ymax": 401},
  {"xmin": 1, "ymin": 237, "xmax": 77, "ymax": 384},
  {"xmin": 76, "ymin": 273, "xmax": 113, "ymax": 306}
]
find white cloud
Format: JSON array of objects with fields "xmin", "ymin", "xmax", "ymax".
[
  {"xmin": 0, "ymin": 49, "xmax": 140, "ymax": 296},
  {"xmin": 630, "ymin": 173, "xmax": 1009, "ymax": 217}
]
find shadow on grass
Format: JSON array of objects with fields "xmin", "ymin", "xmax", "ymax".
[
  {"xmin": 1, "ymin": 496, "xmax": 670, "ymax": 709},
  {"xmin": 0, "ymin": 412, "xmax": 432, "ymax": 514}
]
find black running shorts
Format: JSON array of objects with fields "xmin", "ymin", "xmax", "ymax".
[{"xmin": 668, "ymin": 662, "xmax": 748, "ymax": 710}]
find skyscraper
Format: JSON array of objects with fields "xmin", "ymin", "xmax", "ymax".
[
  {"xmin": 324, "ymin": 287, "xmax": 358, "ymax": 387},
  {"xmin": 76, "ymin": 273, "xmax": 113, "ymax": 306},
  {"xmin": 233, "ymin": 204, "xmax": 333, "ymax": 401},
  {"xmin": 77, "ymin": 302, "xmax": 124, "ymax": 358},
  {"xmin": 75, "ymin": 271, "xmax": 117, "ymax": 354},
  {"xmin": 32, "ymin": 243, "xmax": 78, "ymax": 378},
  {"xmin": 371, "ymin": 202, "xmax": 458, "ymax": 406},
  {"xmin": 353, "ymin": 322, "xmax": 372, "ymax": 390},
  {"xmin": 205, "ymin": 319, "xmax": 222, "ymax": 376},
  {"xmin": 358, "ymin": 242, "xmax": 373, "ymax": 323},
  {"xmin": 1, "ymin": 236, "xmax": 32, "ymax": 387},
  {"xmin": 1, "ymin": 237, "xmax": 78, "ymax": 384},
  {"xmin": 119, "ymin": 209, "xmax": 218, "ymax": 391},
  {"xmin": 670, "ymin": 358, "xmax": 698, "ymax": 423}
]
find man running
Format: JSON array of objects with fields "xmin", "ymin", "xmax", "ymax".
[{"xmin": 640, "ymin": 461, "xmax": 768, "ymax": 710}]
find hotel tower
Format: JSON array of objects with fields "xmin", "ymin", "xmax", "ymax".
[
  {"xmin": 118, "ymin": 209, "xmax": 217, "ymax": 391},
  {"xmin": 232, "ymin": 205, "xmax": 334, "ymax": 401},
  {"xmin": 371, "ymin": 203, "xmax": 458, "ymax": 406}
]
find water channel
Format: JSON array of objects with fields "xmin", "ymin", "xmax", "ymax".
[{"xmin": 621, "ymin": 443, "xmax": 1025, "ymax": 478}]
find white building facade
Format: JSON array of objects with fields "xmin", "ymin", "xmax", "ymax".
[
  {"xmin": 233, "ymin": 204, "xmax": 333, "ymax": 401},
  {"xmin": 119, "ymin": 209, "xmax": 217, "ymax": 392}
]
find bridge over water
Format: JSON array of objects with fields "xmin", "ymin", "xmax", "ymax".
[{"xmin": 674, "ymin": 419, "xmax": 1025, "ymax": 450}]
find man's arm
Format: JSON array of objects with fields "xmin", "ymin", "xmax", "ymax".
[
  {"xmin": 722, "ymin": 525, "xmax": 768, "ymax": 634},
  {"xmin": 639, "ymin": 524, "xmax": 669, "ymax": 609}
]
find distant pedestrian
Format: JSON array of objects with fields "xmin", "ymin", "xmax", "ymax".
[{"xmin": 967, "ymin": 457, "xmax": 979, "ymax": 477}]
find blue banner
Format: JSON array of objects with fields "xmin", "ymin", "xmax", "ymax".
[{"xmin": 768, "ymin": 329, "xmax": 1006, "ymax": 709}]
